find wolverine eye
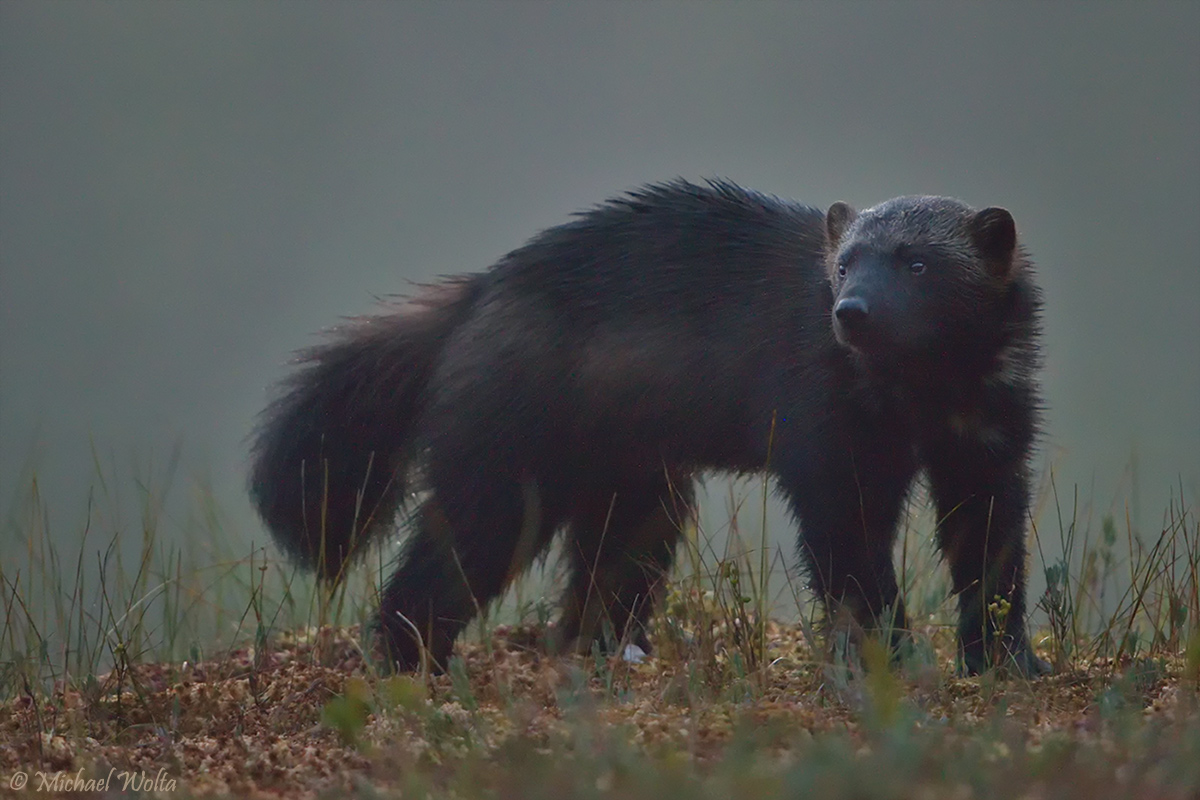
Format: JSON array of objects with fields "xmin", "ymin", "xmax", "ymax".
[
  {"xmin": 909, "ymin": 261, "xmax": 926, "ymax": 275},
  {"xmin": 836, "ymin": 263, "xmax": 847, "ymax": 278}
]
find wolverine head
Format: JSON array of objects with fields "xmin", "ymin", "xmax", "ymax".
[{"xmin": 824, "ymin": 195, "xmax": 1022, "ymax": 363}]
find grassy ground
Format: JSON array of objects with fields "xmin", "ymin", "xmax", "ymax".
[{"xmin": 2, "ymin": 473, "xmax": 1198, "ymax": 798}]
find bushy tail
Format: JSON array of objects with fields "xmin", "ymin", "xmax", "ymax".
[{"xmin": 249, "ymin": 276, "xmax": 481, "ymax": 580}]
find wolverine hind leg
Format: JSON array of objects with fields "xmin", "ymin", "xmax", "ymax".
[
  {"xmin": 377, "ymin": 473, "xmax": 561, "ymax": 672},
  {"xmin": 557, "ymin": 473, "xmax": 694, "ymax": 656}
]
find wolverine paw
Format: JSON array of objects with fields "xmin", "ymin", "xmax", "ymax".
[{"xmin": 960, "ymin": 637, "xmax": 1052, "ymax": 678}]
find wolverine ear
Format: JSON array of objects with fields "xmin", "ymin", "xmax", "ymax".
[
  {"xmin": 970, "ymin": 207, "xmax": 1017, "ymax": 279},
  {"xmin": 825, "ymin": 202, "xmax": 858, "ymax": 247}
]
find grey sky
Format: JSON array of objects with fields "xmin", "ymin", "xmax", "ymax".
[{"xmin": 1, "ymin": 2, "xmax": 1197, "ymax": 557}]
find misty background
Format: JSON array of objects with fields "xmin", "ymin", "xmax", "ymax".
[{"xmin": 2, "ymin": 3, "xmax": 1197, "ymax": 612}]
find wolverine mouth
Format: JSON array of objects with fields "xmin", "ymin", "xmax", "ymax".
[
  {"xmin": 832, "ymin": 321, "xmax": 917, "ymax": 368},
  {"xmin": 832, "ymin": 313, "xmax": 881, "ymax": 352}
]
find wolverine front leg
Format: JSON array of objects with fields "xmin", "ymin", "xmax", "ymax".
[
  {"xmin": 781, "ymin": 432, "xmax": 918, "ymax": 656},
  {"xmin": 925, "ymin": 438, "xmax": 1050, "ymax": 677}
]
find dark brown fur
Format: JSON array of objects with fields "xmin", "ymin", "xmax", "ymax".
[{"xmin": 249, "ymin": 179, "xmax": 1049, "ymax": 676}]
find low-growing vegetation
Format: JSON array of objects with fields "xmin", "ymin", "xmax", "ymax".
[{"xmin": 2, "ymin": 467, "xmax": 1197, "ymax": 798}]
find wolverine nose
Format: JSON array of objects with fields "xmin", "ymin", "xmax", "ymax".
[{"xmin": 834, "ymin": 297, "xmax": 869, "ymax": 328}]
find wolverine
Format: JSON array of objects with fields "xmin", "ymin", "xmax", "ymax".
[{"xmin": 249, "ymin": 179, "xmax": 1050, "ymax": 677}]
